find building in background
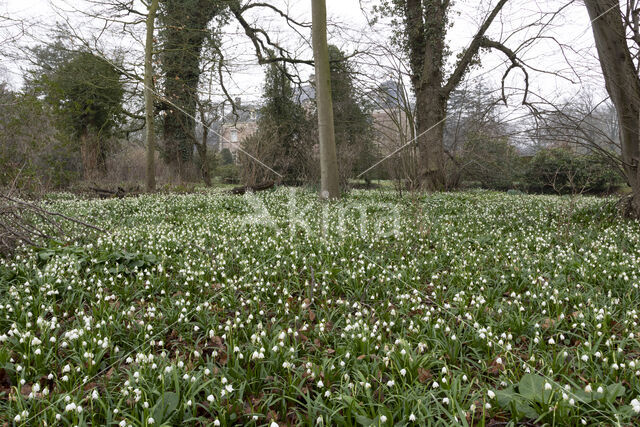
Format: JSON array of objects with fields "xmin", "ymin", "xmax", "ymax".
[{"xmin": 219, "ymin": 97, "xmax": 259, "ymax": 160}]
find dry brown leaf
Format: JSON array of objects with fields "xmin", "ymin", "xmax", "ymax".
[{"xmin": 417, "ymin": 368, "xmax": 432, "ymax": 384}]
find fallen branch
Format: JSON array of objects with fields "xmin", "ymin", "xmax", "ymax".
[
  {"xmin": 0, "ymin": 192, "xmax": 106, "ymax": 257},
  {"xmin": 229, "ymin": 181, "xmax": 275, "ymax": 195}
]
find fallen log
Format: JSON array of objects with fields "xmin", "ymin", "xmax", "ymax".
[
  {"xmin": 89, "ymin": 186, "xmax": 131, "ymax": 199},
  {"xmin": 229, "ymin": 181, "xmax": 275, "ymax": 195}
]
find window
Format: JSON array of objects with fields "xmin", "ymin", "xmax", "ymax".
[{"xmin": 230, "ymin": 128, "xmax": 238, "ymax": 143}]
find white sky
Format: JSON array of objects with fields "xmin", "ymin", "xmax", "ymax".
[{"xmin": 1, "ymin": 0, "xmax": 605, "ymax": 115}]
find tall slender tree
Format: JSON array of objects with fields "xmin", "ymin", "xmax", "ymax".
[
  {"xmin": 312, "ymin": 0, "xmax": 340, "ymax": 199},
  {"xmin": 145, "ymin": 0, "xmax": 160, "ymax": 192}
]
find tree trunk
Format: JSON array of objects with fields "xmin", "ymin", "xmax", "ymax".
[
  {"xmin": 312, "ymin": 0, "xmax": 340, "ymax": 199},
  {"xmin": 404, "ymin": 0, "xmax": 447, "ymax": 190},
  {"xmin": 415, "ymin": 88, "xmax": 446, "ymax": 189},
  {"xmin": 145, "ymin": 0, "xmax": 159, "ymax": 192},
  {"xmin": 198, "ymin": 126, "xmax": 211, "ymax": 186},
  {"xmin": 585, "ymin": 0, "xmax": 640, "ymax": 216},
  {"xmin": 160, "ymin": 0, "xmax": 220, "ymax": 180}
]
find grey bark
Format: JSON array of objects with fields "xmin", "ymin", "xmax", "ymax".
[{"xmin": 585, "ymin": 0, "xmax": 640, "ymax": 216}]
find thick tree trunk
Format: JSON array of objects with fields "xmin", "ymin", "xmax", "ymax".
[
  {"xmin": 145, "ymin": 0, "xmax": 159, "ymax": 192},
  {"xmin": 312, "ymin": 0, "xmax": 340, "ymax": 199},
  {"xmin": 585, "ymin": 0, "xmax": 640, "ymax": 216},
  {"xmin": 160, "ymin": 0, "xmax": 219, "ymax": 180},
  {"xmin": 415, "ymin": 88, "xmax": 446, "ymax": 189},
  {"xmin": 404, "ymin": 0, "xmax": 447, "ymax": 190},
  {"xmin": 402, "ymin": 0, "xmax": 508, "ymax": 191}
]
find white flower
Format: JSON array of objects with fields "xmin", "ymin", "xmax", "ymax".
[
  {"xmin": 147, "ymin": 417, "xmax": 155, "ymax": 425},
  {"xmin": 270, "ymin": 422, "xmax": 279, "ymax": 427},
  {"xmin": 386, "ymin": 380, "xmax": 395, "ymax": 387},
  {"xmin": 380, "ymin": 415, "xmax": 388, "ymax": 423},
  {"xmin": 213, "ymin": 419, "xmax": 221, "ymax": 426},
  {"xmin": 487, "ymin": 390, "xmax": 495, "ymax": 399},
  {"xmin": 207, "ymin": 394, "xmax": 215, "ymax": 403},
  {"xmin": 400, "ymin": 368, "xmax": 407, "ymax": 376},
  {"xmin": 409, "ymin": 413, "xmax": 416, "ymax": 422},
  {"xmin": 317, "ymin": 380, "xmax": 324, "ymax": 388},
  {"xmin": 544, "ymin": 382, "xmax": 552, "ymax": 391},
  {"xmin": 585, "ymin": 384, "xmax": 592, "ymax": 393}
]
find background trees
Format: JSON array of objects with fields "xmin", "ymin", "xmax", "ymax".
[
  {"xmin": 374, "ymin": 0, "xmax": 511, "ymax": 189},
  {"xmin": 0, "ymin": 84, "xmax": 74, "ymax": 191},
  {"xmin": 158, "ymin": 0, "xmax": 227, "ymax": 179},
  {"xmin": 0, "ymin": 0, "xmax": 633, "ymax": 208},
  {"xmin": 33, "ymin": 49, "xmax": 124, "ymax": 180},
  {"xmin": 240, "ymin": 63, "xmax": 314, "ymax": 186},
  {"xmin": 327, "ymin": 46, "xmax": 376, "ymax": 187}
]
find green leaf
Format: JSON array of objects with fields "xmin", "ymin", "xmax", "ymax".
[
  {"xmin": 517, "ymin": 374, "xmax": 546, "ymax": 403},
  {"xmin": 355, "ymin": 415, "xmax": 374, "ymax": 426},
  {"xmin": 152, "ymin": 391, "xmax": 179, "ymax": 422},
  {"xmin": 496, "ymin": 386, "xmax": 539, "ymax": 420},
  {"xmin": 605, "ymin": 383, "xmax": 625, "ymax": 403},
  {"xmin": 495, "ymin": 386, "xmax": 517, "ymax": 407},
  {"xmin": 572, "ymin": 389, "xmax": 596, "ymax": 404}
]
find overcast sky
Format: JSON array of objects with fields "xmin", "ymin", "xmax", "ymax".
[{"xmin": 1, "ymin": 0, "xmax": 604, "ymax": 116}]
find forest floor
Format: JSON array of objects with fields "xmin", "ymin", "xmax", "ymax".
[{"xmin": 1, "ymin": 189, "xmax": 640, "ymax": 426}]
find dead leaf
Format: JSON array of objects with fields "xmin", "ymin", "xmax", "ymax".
[
  {"xmin": 541, "ymin": 318, "xmax": 555, "ymax": 329},
  {"xmin": 487, "ymin": 357, "xmax": 505, "ymax": 376},
  {"xmin": 105, "ymin": 367, "xmax": 116, "ymax": 380},
  {"xmin": 417, "ymin": 368, "xmax": 432, "ymax": 384},
  {"xmin": 19, "ymin": 384, "xmax": 32, "ymax": 396},
  {"xmin": 83, "ymin": 382, "xmax": 99, "ymax": 392}
]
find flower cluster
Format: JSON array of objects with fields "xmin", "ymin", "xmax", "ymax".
[{"xmin": 0, "ymin": 190, "xmax": 638, "ymax": 425}]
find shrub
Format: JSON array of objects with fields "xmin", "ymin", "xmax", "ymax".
[
  {"xmin": 458, "ymin": 134, "xmax": 520, "ymax": 191},
  {"xmin": 218, "ymin": 163, "xmax": 239, "ymax": 184},
  {"xmin": 522, "ymin": 148, "xmax": 623, "ymax": 194}
]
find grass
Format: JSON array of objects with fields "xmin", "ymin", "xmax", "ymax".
[{"xmin": 1, "ymin": 188, "xmax": 640, "ymax": 426}]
